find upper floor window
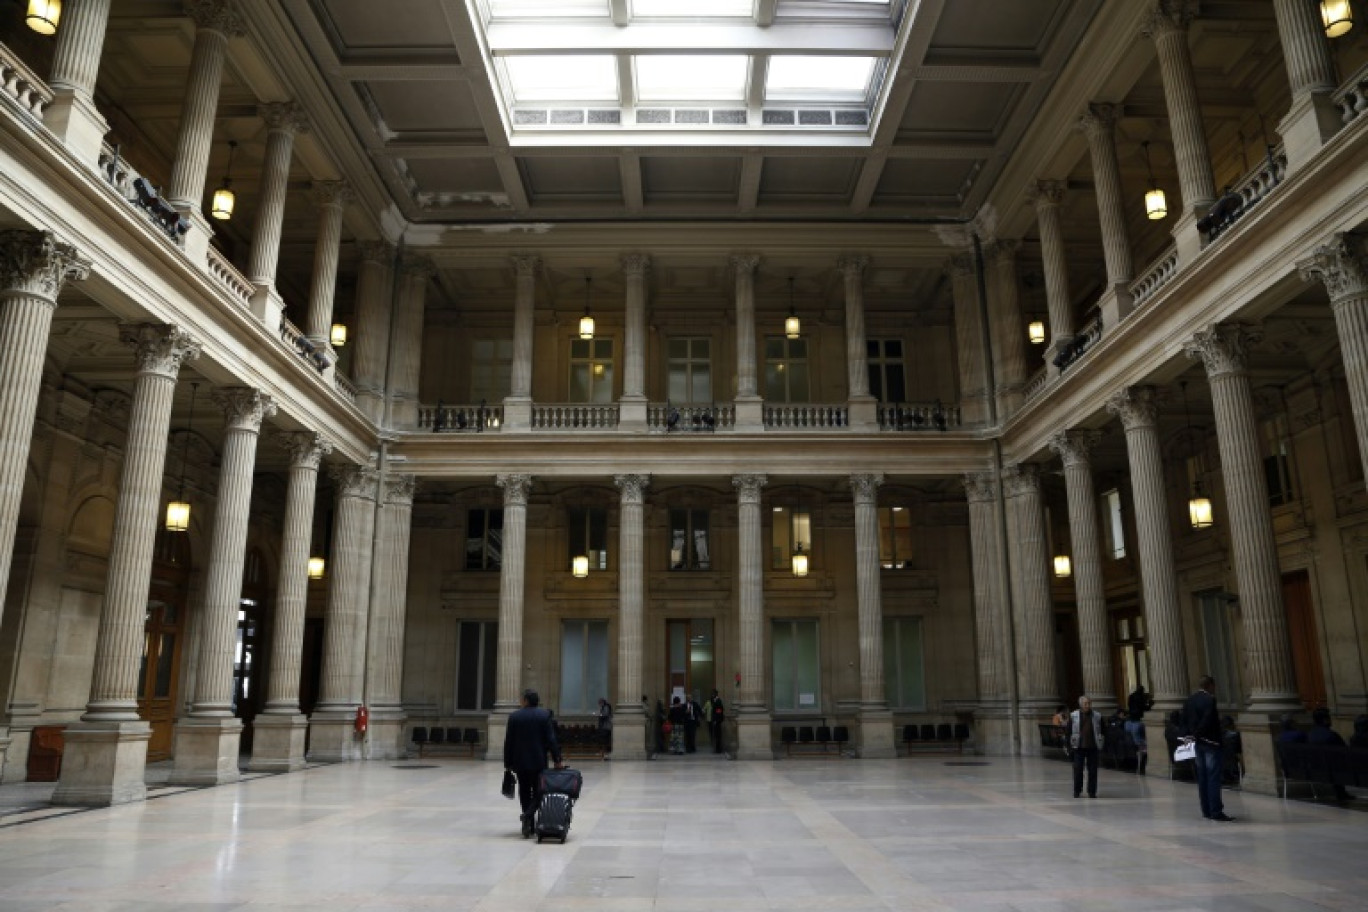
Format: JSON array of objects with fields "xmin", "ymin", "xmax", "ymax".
[
  {"xmin": 568, "ymin": 506, "xmax": 609, "ymax": 571},
  {"xmin": 764, "ymin": 337, "xmax": 809, "ymax": 403},
  {"xmin": 772, "ymin": 618, "xmax": 820, "ymax": 712},
  {"xmin": 878, "ymin": 506, "xmax": 911, "ymax": 569},
  {"xmin": 470, "ymin": 338, "xmax": 513, "ymax": 403},
  {"xmin": 667, "ymin": 338, "xmax": 712, "ymax": 404},
  {"xmin": 569, "ymin": 338, "xmax": 614, "ymax": 403},
  {"xmin": 1102, "ymin": 488, "xmax": 1125, "ymax": 559},
  {"xmin": 771, "ymin": 506, "xmax": 812, "ymax": 571},
  {"xmin": 669, "ymin": 508, "xmax": 711, "ymax": 570},
  {"xmin": 867, "ymin": 339, "xmax": 906, "ymax": 402},
  {"xmin": 1261, "ymin": 415, "xmax": 1295, "ymax": 506},
  {"xmin": 456, "ymin": 620, "xmax": 498, "ymax": 711},
  {"xmin": 466, "ymin": 508, "xmax": 503, "ymax": 570}
]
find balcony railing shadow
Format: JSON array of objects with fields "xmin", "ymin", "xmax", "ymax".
[
  {"xmin": 421, "ymin": 401, "xmax": 504, "ymax": 432},
  {"xmin": 648, "ymin": 402, "xmax": 732, "ymax": 432}
]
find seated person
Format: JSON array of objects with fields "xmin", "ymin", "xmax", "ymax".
[
  {"xmin": 1276, "ymin": 714, "xmax": 1307, "ymax": 743},
  {"xmin": 1308, "ymin": 708, "xmax": 1353, "ymax": 802},
  {"xmin": 1351, "ymin": 714, "xmax": 1368, "ymax": 749}
]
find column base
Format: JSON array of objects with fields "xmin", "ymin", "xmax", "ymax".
[
  {"xmin": 1016, "ymin": 699, "xmax": 1059, "ymax": 758},
  {"xmin": 1279, "ymin": 92, "xmax": 1342, "ymax": 176},
  {"xmin": 732, "ymin": 713, "xmax": 774, "ymax": 760},
  {"xmin": 484, "ymin": 713, "xmax": 509, "ymax": 763},
  {"xmin": 246, "ymin": 713, "xmax": 309, "ymax": 773},
  {"xmin": 847, "ymin": 395, "xmax": 878, "ymax": 431},
  {"xmin": 733, "ymin": 396, "xmax": 764, "ymax": 433},
  {"xmin": 365, "ymin": 716, "xmax": 409, "ymax": 761},
  {"xmin": 51, "ymin": 721, "xmax": 150, "ymax": 807},
  {"xmin": 250, "ymin": 284, "xmax": 286, "ymax": 332},
  {"xmin": 618, "ymin": 395, "xmax": 647, "ymax": 432},
  {"xmin": 1098, "ymin": 283, "xmax": 1135, "ymax": 328},
  {"xmin": 307, "ymin": 711, "xmax": 366, "ymax": 762},
  {"xmin": 168, "ymin": 717, "xmax": 243, "ymax": 787},
  {"xmin": 610, "ymin": 705, "xmax": 648, "ymax": 761},
  {"xmin": 973, "ymin": 703, "xmax": 1019, "ymax": 756},
  {"xmin": 1236, "ymin": 710, "xmax": 1287, "ymax": 796},
  {"xmin": 501, "ymin": 397, "xmax": 532, "ymax": 432},
  {"xmin": 856, "ymin": 709, "xmax": 896, "ymax": 758},
  {"xmin": 44, "ymin": 88, "xmax": 110, "ymax": 167}
]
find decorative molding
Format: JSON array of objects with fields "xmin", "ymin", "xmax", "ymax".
[
  {"xmin": 613, "ymin": 473, "xmax": 650, "ymax": 504},
  {"xmin": 1048, "ymin": 428, "xmax": 1103, "ymax": 468},
  {"xmin": 1298, "ymin": 232, "xmax": 1368, "ymax": 303},
  {"xmin": 120, "ymin": 324, "xmax": 202, "ymax": 378},
  {"xmin": 1185, "ymin": 323, "xmax": 1261, "ymax": 378},
  {"xmin": 497, "ymin": 473, "xmax": 533, "ymax": 506},
  {"xmin": 0, "ymin": 230, "xmax": 90, "ymax": 300},
  {"xmin": 731, "ymin": 473, "xmax": 767, "ymax": 503},
  {"xmin": 212, "ymin": 387, "xmax": 277, "ymax": 432}
]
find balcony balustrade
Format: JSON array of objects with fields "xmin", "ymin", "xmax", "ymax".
[
  {"xmin": 1198, "ymin": 145, "xmax": 1287, "ymax": 245},
  {"xmin": 0, "ymin": 42, "xmax": 51, "ymax": 120},
  {"xmin": 421, "ymin": 402, "xmax": 504, "ymax": 432},
  {"xmin": 763, "ymin": 403, "xmax": 848, "ymax": 430},
  {"xmin": 1333, "ymin": 60, "xmax": 1368, "ymax": 127},
  {"xmin": 96, "ymin": 144, "xmax": 188, "ymax": 244},
  {"xmin": 876, "ymin": 401, "xmax": 959, "ymax": 431},
  {"xmin": 532, "ymin": 403, "xmax": 619, "ymax": 430},
  {"xmin": 648, "ymin": 402, "xmax": 732, "ymax": 432},
  {"xmin": 1053, "ymin": 313, "xmax": 1104, "ymax": 374}
]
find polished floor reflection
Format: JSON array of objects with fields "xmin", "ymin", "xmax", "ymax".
[{"xmin": 0, "ymin": 754, "xmax": 1364, "ymax": 911}]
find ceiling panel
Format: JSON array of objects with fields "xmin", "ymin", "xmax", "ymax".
[
  {"xmin": 519, "ymin": 157, "xmax": 623, "ymax": 202},
  {"xmin": 641, "ymin": 156, "xmax": 742, "ymax": 201},
  {"xmin": 927, "ymin": 0, "xmax": 1067, "ymax": 60},
  {"xmin": 758, "ymin": 157, "xmax": 861, "ymax": 203},
  {"xmin": 319, "ymin": 0, "xmax": 458, "ymax": 52},
  {"xmin": 897, "ymin": 81, "xmax": 1026, "ymax": 141},
  {"xmin": 361, "ymin": 81, "xmax": 485, "ymax": 134},
  {"xmin": 871, "ymin": 159, "xmax": 979, "ymax": 205}
]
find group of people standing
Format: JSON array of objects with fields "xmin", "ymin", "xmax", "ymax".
[{"xmin": 653, "ymin": 689, "xmax": 725, "ymax": 756}]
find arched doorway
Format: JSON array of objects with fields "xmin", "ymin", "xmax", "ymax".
[{"xmin": 140, "ymin": 529, "xmax": 192, "ymax": 762}]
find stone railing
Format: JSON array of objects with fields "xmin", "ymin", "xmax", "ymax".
[
  {"xmin": 206, "ymin": 246, "xmax": 254, "ymax": 309},
  {"xmin": 1129, "ymin": 243, "xmax": 1179, "ymax": 309},
  {"xmin": 647, "ymin": 402, "xmax": 733, "ymax": 432},
  {"xmin": 531, "ymin": 403, "xmax": 619, "ymax": 430},
  {"xmin": 1022, "ymin": 368, "xmax": 1050, "ymax": 405},
  {"xmin": 876, "ymin": 401, "xmax": 960, "ymax": 431},
  {"xmin": 332, "ymin": 371, "xmax": 357, "ymax": 404},
  {"xmin": 97, "ymin": 143, "xmax": 188, "ymax": 244},
  {"xmin": 1333, "ymin": 60, "xmax": 1368, "ymax": 126},
  {"xmin": 1199, "ymin": 144, "xmax": 1287, "ymax": 245},
  {"xmin": 763, "ymin": 403, "xmax": 848, "ymax": 430},
  {"xmin": 0, "ymin": 42, "xmax": 52, "ymax": 120},
  {"xmin": 279, "ymin": 316, "xmax": 327, "ymax": 373},
  {"xmin": 419, "ymin": 401, "xmax": 504, "ymax": 432},
  {"xmin": 1054, "ymin": 313, "xmax": 1104, "ymax": 373}
]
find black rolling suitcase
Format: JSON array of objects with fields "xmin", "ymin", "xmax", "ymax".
[{"xmin": 535, "ymin": 767, "xmax": 583, "ymax": 843}]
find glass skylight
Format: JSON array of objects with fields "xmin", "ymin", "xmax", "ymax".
[
  {"xmin": 486, "ymin": 0, "xmax": 609, "ymax": 18},
  {"xmin": 636, "ymin": 55, "xmax": 748, "ymax": 102},
  {"xmin": 766, "ymin": 55, "xmax": 877, "ymax": 101},
  {"xmin": 504, "ymin": 55, "xmax": 618, "ymax": 102},
  {"xmin": 631, "ymin": 0, "xmax": 752, "ymax": 17}
]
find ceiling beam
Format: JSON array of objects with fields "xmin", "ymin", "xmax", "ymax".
[{"xmin": 486, "ymin": 22, "xmax": 893, "ymax": 55}]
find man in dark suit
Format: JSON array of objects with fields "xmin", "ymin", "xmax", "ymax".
[
  {"xmin": 503, "ymin": 689, "xmax": 563, "ymax": 837},
  {"xmin": 1180, "ymin": 675, "xmax": 1232, "ymax": 822}
]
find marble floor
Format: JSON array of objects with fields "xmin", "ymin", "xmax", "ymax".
[{"xmin": 0, "ymin": 754, "xmax": 1365, "ymax": 912}]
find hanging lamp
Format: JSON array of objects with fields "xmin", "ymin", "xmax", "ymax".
[
  {"xmin": 1321, "ymin": 0, "xmax": 1354, "ymax": 37},
  {"xmin": 1182, "ymin": 381, "xmax": 1214, "ymax": 529},
  {"xmin": 578, "ymin": 277, "xmax": 595, "ymax": 340},
  {"xmin": 1141, "ymin": 141, "xmax": 1168, "ymax": 221},
  {"xmin": 1028, "ymin": 320, "xmax": 1046, "ymax": 344},
  {"xmin": 784, "ymin": 276, "xmax": 801, "ymax": 340},
  {"xmin": 210, "ymin": 141, "xmax": 237, "ymax": 221},
  {"xmin": 330, "ymin": 323, "xmax": 347, "ymax": 347},
  {"xmin": 791, "ymin": 542, "xmax": 809, "ymax": 578},
  {"xmin": 165, "ymin": 382, "xmax": 197, "ymax": 532},
  {"xmin": 307, "ymin": 557, "xmax": 326, "ymax": 579},
  {"xmin": 26, "ymin": 0, "xmax": 61, "ymax": 35},
  {"xmin": 572, "ymin": 554, "xmax": 590, "ymax": 578},
  {"xmin": 1053, "ymin": 555, "xmax": 1072, "ymax": 578}
]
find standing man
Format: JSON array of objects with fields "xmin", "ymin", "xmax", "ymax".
[
  {"xmin": 504, "ymin": 689, "xmax": 563, "ymax": 838},
  {"xmin": 709, "ymin": 688, "xmax": 725, "ymax": 754},
  {"xmin": 1181, "ymin": 675, "xmax": 1233, "ymax": 821},
  {"xmin": 1066, "ymin": 695, "xmax": 1104, "ymax": 798},
  {"xmin": 684, "ymin": 693, "xmax": 702, "ymax": 753},
  {"xmin": 1126, "ymin": 683, "xmax": 1153, "ymax": 775}
]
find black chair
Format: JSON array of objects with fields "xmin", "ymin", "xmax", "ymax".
[
  {"xmin": 936, "ymin": 723, "xmax": 953, "ymax": 742},
  {"xmin": 833, "ymin": 726, "xmax": 850, "ymax": 752},
  {"xmin": 903, "ymin": 724, "xmax": 920, "ymax": 744},
  {"xmin": 798, "ymin": 726, "xmax": 816, "ymax": 745},
  {"xmin": 780, "ymin": 726, "xmax": 797, "ymax": 756},
  {"xmin": 428, "ymin": 727, "xmax": 445, "ymax": 746},
  {"xmin": 920, "ymin": 724, "xmax": 936, "ymax": 742},
  {"xmin": 954, "ymin": 723, "xmax": 970, "ymax": 743},
  {"xmin": 464, "ymin": 728, "xmax": 481, "ymax": 756},
  {"xmin": 1349, "ymin": 747, "xmax": 1368, "ymax": 788},
  {"xmin": 815, "ymin": 726, "xmax": 832, "ymax": 745},
  {"xmin": 446, "ymin": 727, "xmax": 463, "ymax": 747},
  {"xmin": 411, "ymin": 727, "xmax": 429, "ymax": 756}
]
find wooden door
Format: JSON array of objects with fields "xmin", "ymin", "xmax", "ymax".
[
  {"xmin": 1282, "ymin": 570, "xmax": 1327, "ymax": 709},
  {"xmin": 138, "ymin": 595, "xmax": 184, "ymax": 761}
]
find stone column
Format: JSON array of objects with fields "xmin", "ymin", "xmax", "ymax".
[
  {"xmin": 246, "ymin": 102, "xmax": 308, "ymax": 327},
  {"xmin": 503, "ymin": 255, "xmax": 539, "ymax": 431},
  {"xmin": 1273, "ymin": 0, "xmax": 1342, "ymax": 173},
  {"xmin": 486, "ymin": 473, "xmax": 532, "ymax": 759},
  {"xmin": 1029, "ymin": 180, "xmax": 1074, "ymax": 374},
  {"xmin": 732, "ymin": 473, "xmax": 770, "ymax": 759},
  {"xmin": 1048, "ymin": 429, "xmax": 1116, "ymax": 714},
  {"xmin": 366, "ymin": 473, "xmax": 416, "ymax": 759},
  {"xmin": 851, "ymin": 473, "xmax": 894, "ymax": 757},
  {"xmin": 1105, "ymin": 386, "xmax": 1188, "ymax": 713},
  {"xmin": 352, "ymin": 242, "xmax": 393, "ymax": 424},
  {"xmin": 43, "ymin": 0, "xmax": 114, "ymax": 164},
  {"xmin": 1001, "ymin": 463, "xmax": 1059, "ymax": 746},
  {"xmin": 985, "ymin": 240, "xmax": 1027, "ymax": 417},
  {"xmin": 1142, "ymin": 1, "xmax": 1216, "ymax": 261},
  {"xmin": 304, "ymin": 182, "xmax": 353, "ymax": 354},
  {"xmin": 1185, "ymin": 325, "xmax": 1299, "ymax": 711},
  {"xmin": 948, "ymin": 251, "xmax": 990, "ymax": 424},
  {"xmin": 170, "ymin": 387, "xmax": 276, "ymax": 786},
  {"xmin": 731, "ymin": 255, "xmax": 763, "ymax": 431},
  {"xmin": 53, "ymin": 325, "xmax": 201, "ymax": 807},
  {"xmin": 613, "ymin": 474, "xmax": 650, "ymax": 760},
  {"xmin": 1299, "ymin": 234, "xmax": 1368, "ymax": 484},
  {"xmin": 838, "ymin": 255, "xmax": 877, "ymax": 430},
  {"xmin": 620, "ymin": 254, "xmax": 650, "ymax": 429},
  {"xmin": 308, "ymin": 463, "xmax": 378, "ymax": 762},
  {"xmin": 387, "ymin": 256, "xmax": 434, "ymax": 429},
  {"xmin": 964, "ymin": 472, "xmax": 1013, "ymax": 754},
  {"xmin": 167, "ymin": 0, "xmax": 243, "ymax": 213},
  {"xmin": 249, "ymin": 431, "xmax": 331, "ymax": 773},
  {"xmin": 1079, "ymin": 103, "xmax": 1136, "ymax": 325}
]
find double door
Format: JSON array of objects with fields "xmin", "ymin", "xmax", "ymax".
[{"xmin": 665, "ymin": 619, "xmax": 716, "ymax": 737}]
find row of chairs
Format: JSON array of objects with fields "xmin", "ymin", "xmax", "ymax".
[
  {"xmin": 411, "ymin": 726, "xmax": 481, "ymax": 758},
  {"xmin": 779, "ymin": 725, "xmax": 850, "ymax": 756},
  {"xmin": 1276, "ymin": 741, "xmax": 1368, "ymax": 799},
  {"xmin": 903, "ymin": 723, "xmax": 970, "ymax": 753}
]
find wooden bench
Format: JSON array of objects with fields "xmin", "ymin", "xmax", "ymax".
[
  {"xmin": 1038, "ymin": 723, "xmax": 1067, "ymax": 758},
  {"xmin": 557, "ymin": 723, "xmax": 608, "ymax": 761}
]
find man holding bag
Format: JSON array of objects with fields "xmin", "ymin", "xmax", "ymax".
[
  {"xmin": 504, "ymin": 689, "xmax": 563, "ymax": 837},
  {"xmin": 1181, "ymin": 675, "xmax": 1233, "ymax": 822}
]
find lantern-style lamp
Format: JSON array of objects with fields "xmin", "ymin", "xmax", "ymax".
[
  {"xmin": 308, "ymin": 556, "xmax": 326, "ymax": 579},
  {"xmin": 1053, "ymin": 555, "xmax": 1072, "ymax": 578},
  {"xmin": 791, "ymin": 543, "xmax": 809, "ymax": 578},
  {"xmin": 1188, "ymin": 487, "xmax": 1214, "ymax": 529},
  {"xmin": 1142, "ymin": 141, "xmax": 1167, "ymax": 221},
  {"xmin": 572, "ymin": 554, "xmax": 590, "ymax": 578},
  {"xmin": 210, "ymin": 141, "xmax": 237, "ymax": 221},
  {"xmin": 1028, "ymin": 320, "xmax": 1046, "ymax": 344},
  {"xmin": 330, "ymin": 323, "xmax": 347, "ymax": 347},
  {"xmin": 578, "ymin": 277, "xmax": 595, "ymax": 340},
  {"xmin": 1321, "ymin": 0, "xmax": 1354, "ymax": 37},
  {"xmin": 784, "ymin": 277, "xmax": 801, "ymax": 340},
  {"xmin": 165, "ymin": 382, "xmax": 197, "ymax": 532},
  {"xmin": 26, "ymin": 0, "xmax": 61, "ymax": 35}
]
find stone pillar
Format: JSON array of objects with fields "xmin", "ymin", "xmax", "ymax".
[
  {"xmin": 1273, "ymin": 0, "xmax": 1342, "ymax": 173},
  {"xmin": 851, "ymin": 473, "xmax": 894, "ymax": 757},
  {"xmin": 1079, "ymin": 103, "xmax": 1135, "ymax": 325},
  {"xmin": 43, "ymin": 0, "xmax": 114, "ymax": 164},
  {"xmin": 1105, "ymin": 386, "xmax": 1188, "ymax": 714},
  {"xmin": 732, "ymin": 473, "xmax": 770, "ymax": 758},
  {"xmin": 620, "ymin": 254, "xmax": 650, "ymax": 429},
  {"xmin": 1048, "ymin": 429, "xmax": 1116, "ymax": 714},
  {"xmin": 53, "ymin": 325, "xmax": 201, "ymax": 807},
  {"xmin": 304, "ymin": 182, "xmax": 353, "ymax": 355},
  {"xmin": 167, "ymin": 1, "xmax": 243, "ymax": 210},
  {"xmin": 1029, "ymin": 180, "xmax": 1074, "ymax": 374},
  {"xmin": 838, "ymin": 255, "xmax": 877, "ymax": 429},
  {"xmin": 352, "ymin": 242, "xmax": 393, "ymax": 424},
  {"xmin": 1184, "ymin": 325, "xmax": 1299, "ymax": 712},
  {"xmin": 948, "ymin": 251, "xmax": 990, "ymax": 424},
  {"xmin": 486, "ymin": 473, "xmax": 532, "ymax": 759},
  {"xmin": 246, "ymin": 102, "xmax": 308, "ymax": 327},
  {"xmin": 366, "ymin": 473, "xmax": 416, "ymax": 759},
  {"xmin": 503, "ymin": 255, "xmax": 539, "ymax": 431},
  {"xmin": 308, "ymin": 463, "xmax": 378, "ymax": 761},
  {"xmin": 1001, "ymin": 463, "xmax": 1059, "ymax": 747},
  {"xmin": 170, "ymin": 387, "xmax": 276, "ymax": 786},
  {"xmin": 613, "ymin": 474, "xmax": 650, "ymax": 760},
  {"xmin": 387, "ymin": 256, "xmax": 434, "ymax": 429},
  {"xmin": 985, "ymin": 240, "xmax": 1027, "ymax": 417},
  {"xmin": 1299, "ymin": 234, "xmax": 1368, "ymax": 484},
  {"xmin": 731, "ymin": 255, "xmax": 763, "ymax": 431},
  {"xmin": 964, "ymin": 473, "xmax": 1013, "ymax": 755},
  {"xmin": 249, "ymin": 432, "xmax": 331, "ymax": 773},
  {"xmin": 1142, "ymin": 1, "xmax": 1216, "ymax": 262}
]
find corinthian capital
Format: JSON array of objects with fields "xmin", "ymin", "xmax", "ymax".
[
  {"xmin": 613, "ymin": 474, "xmax": 651, "ymax": 504},
  {"xmin": 620, "ymin": 253, "xmax": 651, "ymax": 279},
  {"xmin": 0, "ymin": 230, "xmax": 90, "ymax": 300},
  {"xmin": 312, "ymin": 181, "xmax": 354, "ymax": 210},
  {"xmin": 185, "ymin": 0, "xmax": 246, "ymax": 36},
  {"xmin": 384, "ymin": 474, "xmax": 417, "ymax": 506},
  {"xmin": 1027, "ymin": 179, "xmax": 1067, "ymax": 211},
  {"xmin": 260, "ymin": 102, "xmax": 309, "ymax": 135},
  {"xmin": 212, "ymin": 387, "xmax": 278, "ymax": 432},
  {"xmin": 1001, "ymin": 462, "xmax": 1041, "ymax": 498},
  {"xmin": 1106, "ymin": 385, "xmax": 1160, "ymax": 430},
  {"xmin": 120, "ymin": 324, "xmax": 202, "ymax": 378},
  {"xmin": 1077, "ymin": 103, "xmax": 1121, "ymax": 138},
  {"xmin": 729, "ymin": 253, "xmax": 760, "ymax": 274},
  {"xmin": 1048, "ymin": 428, "xmax": 1103, "ymax": 468},
  {"xmin": 275, "ymin": 431, "xmax": 332, "ymax": 470},
  {"xmin": 510, "ymin": 254, "xmax": 541, "ymax": 278},
  {"xmin": 1298, "ymin": 233, "xmax": 1368, "ymax": 304},
  {"xmin": 332, "ymin": 463, "xmax": 379, "ymax": 501},
  {"xmin": 732, "ymin": 473, "xmax": 768, "ymax": 504},
  {"xmin": 838, "ymin": 255, "xmax": 869, "ymax": 279},
  {"xmin": 963, "ymin": 471, "xmax": 997, "ymax": 504},
  {"xmin": 1185, "ymin": 323, "xmax": 1261, "ymax": 379},
  {"xmin": 1141, "ymin": 0, "xmax": 1198, "ymax": 39},
  {"xmin": 497, "ymin": 473, "xmax": 533, "ymax": 506}
]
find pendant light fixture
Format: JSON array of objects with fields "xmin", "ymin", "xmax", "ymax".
[
  {"xmin": 578, "ymin": 276, "xmax": 595, "ymax": 340},
  {"xmin": 572, "ymin": 554, "xmax": 590, "ymax": 578},
  {"xmin": 307, "ymin": 556, "xmax": 326, "ymax": 580},
  {"xmin": 330, "ymin": 323, "xmax": 347, "ymax": 347},
  {"xmin": 1182, "ymin": 381, "xmax": 1214, "ymax": 529},
  {"xmin": 791, "ymin": 542, "xmax": 809, "ymax": 577},
  {"xmin": 1141, "ymin": 141, "xmax": 1168, "ymax": 221},
  {"xmin": 1321, "ymin": 0, "xmax": 1354, "ymax": 37},
  {"xmin": 165, "ymin": 382, "xmax": 197, "ymax": 533},
  {"xmin": 26, "ymin": 0, "xmax": 61, "ymax": 35},
  {"xmin": 210, "ymin": 140, "xmax": 237, "ymax": 221},
  {"xmin": 1053, "ymin": 554, "xmax": 1072, "ymax": 578},
  {"xmin": 784, "ymin": 276, "xmax": 801, "ymax": 341},
  {"xmin": 1028, "ymin": 320, "xmax": 1046, "ymax": 345}
]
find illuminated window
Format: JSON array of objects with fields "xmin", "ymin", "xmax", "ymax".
[
  {"xmin": 669, "ymin": 508, "xmax": 711, "ymax": 570},
  {"xmin": 569, "ymin": 338, "xmax": 614, "ymax": 403},
  {"xmin": 765, "ymin": 336, "xmax": 809, "ymax": 403},
  {"xmin": 771, "ymin": 506, "xmax": 812, "ymax": 571},
  {"xmin": 569, "ymin": 507, "xmax": 609, "ymax": 571},
  {"xmin": 878, "ymin": 506, "xmax": 911, "ymax": 569}
]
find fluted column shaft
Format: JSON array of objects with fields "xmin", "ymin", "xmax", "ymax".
[
  {"xmin": 84, "ymin": 326, "xmax": 202, "ymax": 720},
  {"xmin": 733, "ymin": 474, "xmax": 767, "ymax": 710},
  {"xmin": 167, "ymin": 1, "xmax": 243, "ymax": 210},
  {"xmin": 1002, "ymin": 464, "xmax": 1058, "ymax": 704},
  {"xmin": 0, "ymin": 232, "xmax": 88, "ymax": 619},
  {"xmin": 508, "ymin": 256, "xmax": 538, "ymax": 400},
  {"xmin": 1030, "ymin": 181, "xmax": 1074, "ymax": 345},
  {"xmin": 263, "ymin": 433, "xmax": 330, "ymax": 712},
  {"xmin": 851, "ymin": 473, "xmax": 886, "ymax": 707},
  {"xmin": 316, "ymin": 465, "xmax": 378, "ymax": 710},
  {"xmin": 246, "ymin": 104, "xmax": 306, "ymax": 287},
  {"xmin": 48, "ymin": 0, "xmax": 111, "ymax": 98},
  {"xmin": 304, "ymin": 183, "xmax": 351, "ymax": 345},
  {"xmin": 1050, "ymin": 430, "xmax": 1115, "ymax": 711},
  {"xmin": 840, "ymin": 256, "xmax": 871, "ymax": 399},
  {"xmin": 621, "ymin": 255, "xmax": 649, "ymax": 400},
  {"xmin": 189, "ymin": 388, "xmax": 276, "ymax": 716},
  {"xmin": 1301, "ymin": 235, "xmax": 1368, "ymax": 482},
  {"xmin": 614, "ymin": 475, "xmax": 649, "ymax": 713},
  {"xmin": 369, "ymin": 475, "xmax": 415, "ymax": 711},
  {"xmin": 1273, "ymin": 0, "xmax": 1337, "ymax": 98},
  {"xmin": 494, "ymin": 474, "xmax": 532, "ymax": 710},
  {"xmin": 986, "ymin": 241, "xmax": 1027, "ymax": 414},
  {"xmin": 387, "ymin": 257, "xmax": 433, "ymax": 428},
  {"xmin": 964, "ymin": 474, "xmax": 1007, "ymax": 701},
  {"xmin": 948, "ymin": 251, "xmax": 989, "ymax": 423},
  {"xmin": 1080, "ymin": 104, "xmax": 1134, "ymax": 287},
  {"xmin": 732, "ymin": 255, "xmax": 760, "ymax": 399},
  {"xmin": 1186, "ymin": 326, "xmax": 1299, "ymax": 710},
  {"xmin": 1144, "ymin": 4, "xmax": 1216, "ymax": 213},
  {"xmin": 1106, "ymin": 386, "xmax": 1187, "ymax": 709},
  {"xmin": 352, "ymin": 243, "xmax": 392, "ymax": 420}
]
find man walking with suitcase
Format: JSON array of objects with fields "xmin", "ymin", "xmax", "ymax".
[{"xmin": 504, "ymin": 689, "xmax": 563, "ymax": 838}]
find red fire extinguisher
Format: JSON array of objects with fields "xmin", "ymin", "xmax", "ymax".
[{"xmin": 354, "ymin": 704, "xmax": 369, "ymax": 736}]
